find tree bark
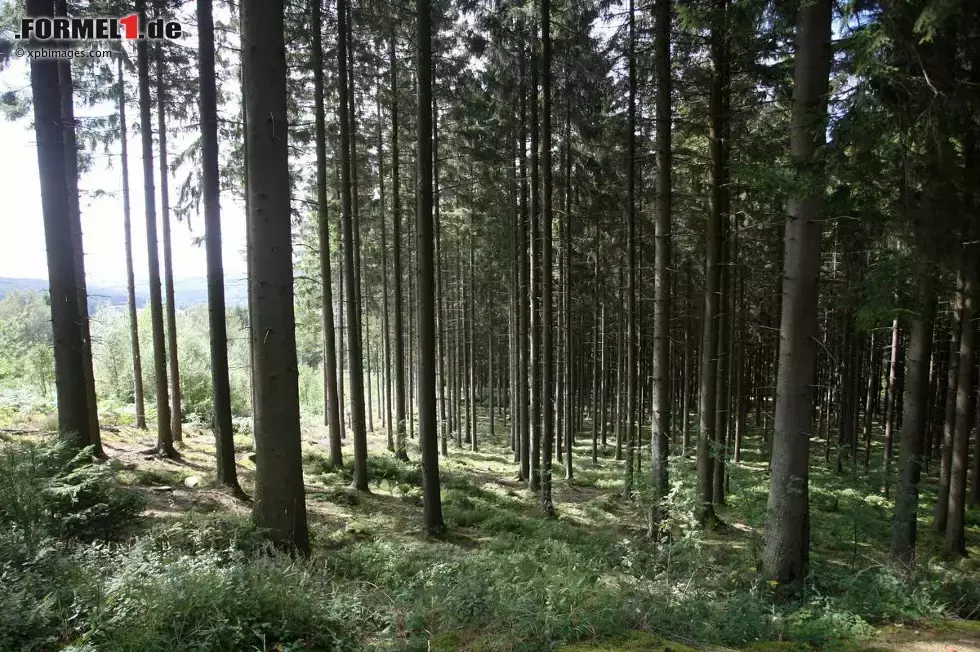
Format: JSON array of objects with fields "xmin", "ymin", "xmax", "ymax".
[
  {"xmin": 883, "ymin": 317, "xmax": 901, "ymax": 494},
  {"xmin": 390, "ymin": 35, "xmax": 409, "ymax": 462},
  {"xmin": 762, "ymin": 0, "xmax": 831, "ymax": 586},
  {"xmin": 650, "ymin": 0, "xmax": 671, "ymax": 534},
  {"xmin": 155, "ymin": 38, "xmax": 182, "ymax": 444},
  {"xmin": 623, "ymin": 0, "xmax": 637, "ymax": 501},
  {"xmin": 698, "ymin": 0, "xmax": 724, "ymax": 522},
  {"xmin": 890, "ymin": 272, "xmax": 935, "ymax": 565},
  {"xmin": 54, "ymin": 10, "xmax": 102, "ymax": 454},
  {"xmin": 518, "ymin": 49, "xmax": 531, "ymax": 480},
  {"xmin": 529, "ymin": 31, "xmax": 542, "ymax": 493},
  {"xmin": 116, "ymin": 58, "xmax": 147, "ymax": 431},
  {"xmin": 416, "ymin": 0, "xmax": 446, "ymax": 532},
  {"xmin": 313, "ymin": 0, "xmax": 344, "ymax": 467},
  {"xmin": 242, "ymin": 0, "xmax": 309, "ymax": 550},
  {"xmin": 29, "ymin": 0, "xmax": 93, "ymax": 449},
  {"xmin": 136, "ymin": 0, "xmax": 174, "ymax": 457},
  {"xmin": 540, "ymin": 0, "xmax": 555, "ymax": 513},
  {"xmin": 934, "ymin": 265, "xmax": 963, "ymax": 529},
  {"xmin": 199, "ymin": 0, "xmax": 242, "ymax": 491},
  {"xmin": 337, "ymin": 0, "xmax": 369, "ymax": 489},
  {"xmin": 943, "ymin": 251, "xmax": 978, "ymax": 557}
]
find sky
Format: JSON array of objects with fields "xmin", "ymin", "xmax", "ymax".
[{"xmin": 0, "ymin": 56, "xmax": 248, "ymax": 288}]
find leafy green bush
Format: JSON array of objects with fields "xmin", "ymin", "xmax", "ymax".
[
  {"xmin": 0, "ymin": 438, "xmax": 145, "ymax": 550},
  {"xmin": 81, "ymin": 549, "xmax": 367, "ymax": 651}
]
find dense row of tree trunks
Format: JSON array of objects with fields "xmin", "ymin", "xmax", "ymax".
[{"xmin": 26, "ymin": 0, "xmax": 978, "ymax": 566}]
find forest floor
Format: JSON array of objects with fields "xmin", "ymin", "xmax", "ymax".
[{"xmin": 2, "ymin": 406, "xmax": 979, "ymax": 650}]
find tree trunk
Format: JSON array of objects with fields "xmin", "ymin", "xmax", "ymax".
[
  {"xmin": 944, "ymin": 251, "xmax": 978, "ymax": 557},
  {"xmin": 890, "ymin": 272, "xmax": 936, "ymax": 565},
  {"xmin": 55, "ymin": 18, "xmax": 102, "ymax": 454},
  {"xmin": 29, "ymin": 0, "xmax": 93, "ymax": 449},
  {"xmin": 337, "ymin": 0, "xmax": 369, "ymax": 489},
  {"xmin": 682, "ymin": 259, "xmax": 692, "ymax": 455},
  {"xmin": 591, "ymin": 228, "xmax": 601, "ymax": 464},
  {"xmin": 623, "ymin": 0, "xmax": 637, "ymax": 502},
  {"xmin": 313, "ymin": 0, "xmax": 344, "ymax": 467},
  {"xmin": 540, "ymin": 0, "xmax": 555, "ymax": 512},
  {"xmin": 883, "ymin": 317, "xmax": 901, "ymax": 495},
  {"xmin": 762, "ymin": 0, "xmax": 831, "ymax": 586},
  {"xmin": 415, "ymin": 0, "xmax": 446, "ymax": 533},
  {"xmin": 376, "ymin": 88, "xmax": 394, "ymax": 451},
  {"xmin": 562, "ymin": 72, "xmax": 573, "ymax": 482},
  {"xmin": 650, "ymin": 0, "xmax": 671, "ymax": 534},
  {"xmin": 529, "ymin": 31, "xmax": 542, "ymax": 493},
  {"xmin": 136, "ymin": 0, "xmax": 175, "ymax": 457},
  {"xmin": 698, "ymin": 0, "xmax": 724, "ymax": 522},
  {"xmin": 862, "ymin": 331, "xmax": 878, "ymax": 471},
  {"xmin": 434, "ymin": 81, "xmax": 448, "ymax": 457},
  {"xmin": 199, "ymin": 0, "xmax": 242, "ymax": 491},
  {"xmin": 615, "ymin": 268, "xmax": 624, "ymax": 462},
  {"xmin": 242, "ymin": 0, "xmax": 309, "ymax": 551},
  {"xmin": 155, "ymin": 39, "xmax": 182, "ymax": 444},
  {"xmin": 518, "ymin": 50, "xmax": 531, "ymax": 480},
  {"xmin": 116, "ymin": 58, "xmax": 147, "ymax": 431},
  {"xmin": 934, "ymin": 265, "xmax": 963, "ymax": 529},
  {"xmin": 712, "ymin": 1, "xmax": 731, "ymax": 505},
  {"xmin": 389, "ymin": 35, "xmax": 409, "ymax": 462},
  {"xmin": 468, "ymin": 211, "xmax": 478, "ymax": 451},
  {"xmin": 599, "ymin": 300, "xmax": 608, "ymax": 451}
]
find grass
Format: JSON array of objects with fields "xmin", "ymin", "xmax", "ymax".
[{"xmin": 0, "ymin": 406, "xmax": 978, "ymax": 650}]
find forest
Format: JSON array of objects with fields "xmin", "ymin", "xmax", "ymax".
[{"xmin": 0, "ymin": 0, "xmax": 979, "ymax": 648}]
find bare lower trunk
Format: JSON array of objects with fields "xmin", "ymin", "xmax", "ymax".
[
  {"xmin": 762, "ymin": 0, "xmax": 831, "ymax": 586},
  {"xmin": 156, "ymin": 39, "xmax": 182, "ymax": 444},
  {"xmin": 200, "ymin": 0, "xmax": 241, "ymax": 491},
  {"xmin": 649, "ymin": 0, "xmax": 671, "ymax": 536},
  {"xmin": 943, "ymin": 251, "xmax": 978, "ymax": 557},
  {"xmin": 935, "ymin": 266, "xmax": 963, "ymax": 529},
  {"xmin": 890, "ymin": 272, "xmax": 935, "ymax": 565},
  {"xmin": 136, "ymin": 0, "xmax": 174, "ymax": 457},
  {"xmin": 313, "ymin": 0, "xmax": 344, "ymax": 467},
  {"xmin": 243, "ymin": 0, "xmax": 309, "ymax": 550},
  {"xmin": 338, "ymin": 0, "xmax": 369, "ymax": 489},
  {"xmin": 29, "ymin": 0, "xmax": 93, "ymax": 449}
]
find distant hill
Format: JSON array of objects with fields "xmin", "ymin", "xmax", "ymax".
[{"xmin": 0, "ymin": 276, "xmax": 249, "ymax": 309}]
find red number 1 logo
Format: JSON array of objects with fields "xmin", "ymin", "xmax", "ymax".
[{"xmin": 119, "ymin": 14, "xmax": 138, "ymax": 39}]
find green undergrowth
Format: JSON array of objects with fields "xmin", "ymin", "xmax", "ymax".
[{"xmin": 1, "ymin": 424, "xmax": 978, "ymax": 651}]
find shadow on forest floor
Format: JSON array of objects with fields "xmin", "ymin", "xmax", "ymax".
[{"xmin": 4, "ymin": 405, "xmax": 979, "ymax": 650}]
